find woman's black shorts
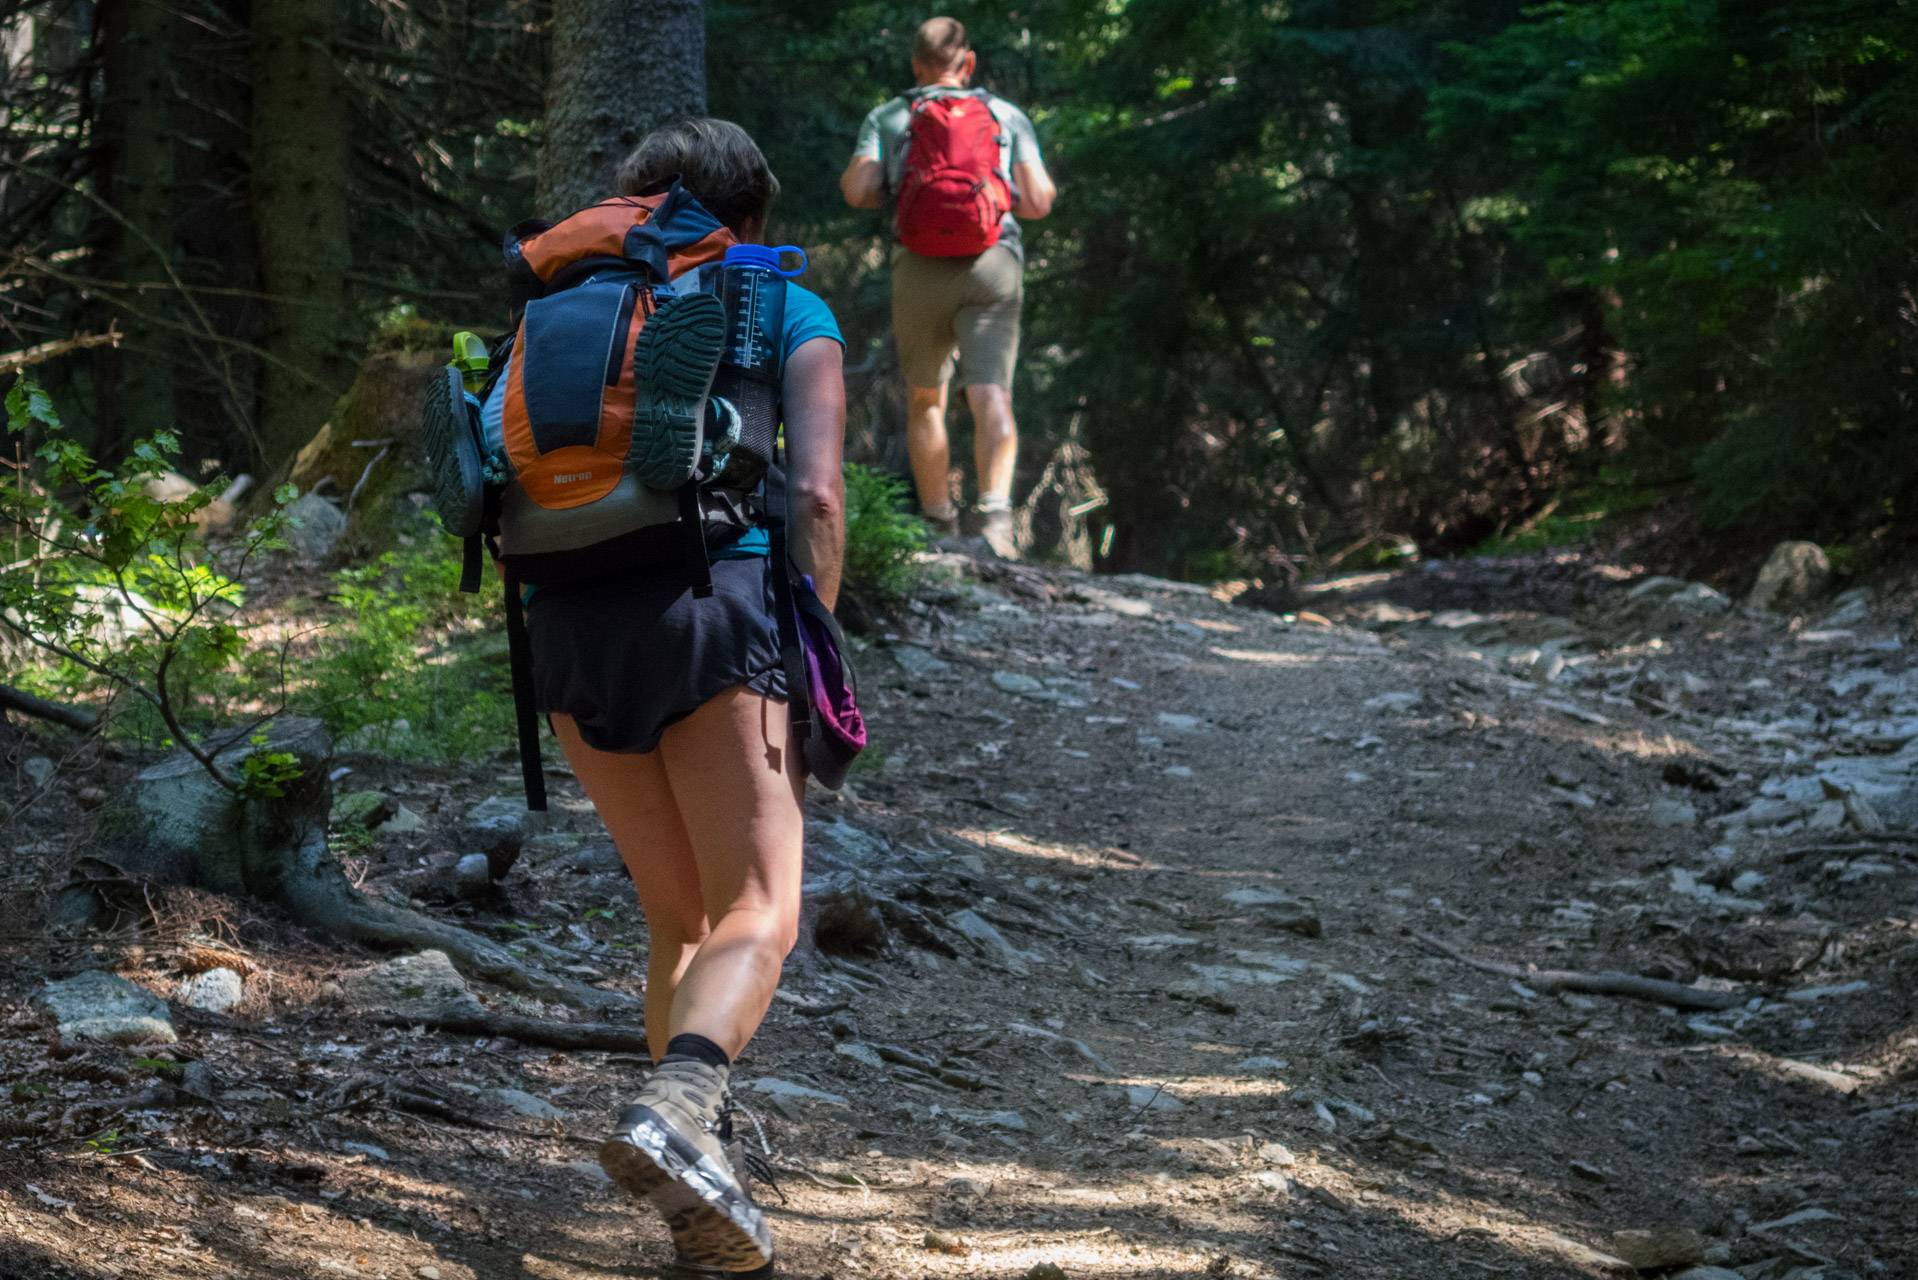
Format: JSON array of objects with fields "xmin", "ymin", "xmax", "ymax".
[{"xmin": 526, "ymin": 555, "xmax": 789, "ymax": 755}]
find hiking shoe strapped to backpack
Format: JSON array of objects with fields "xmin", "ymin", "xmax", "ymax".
[
  {"xmin": 630, "ymin": 292, "xmax": 726, "ymax": 490},
  {"xmin": 599, "ymin": 1060, "xmax": 774, "ymax": 1273}
]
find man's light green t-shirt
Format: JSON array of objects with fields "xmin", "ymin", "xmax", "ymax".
[{"xmin": 852, "ymin": 88, "xmax": 1042, "ymax": 261}]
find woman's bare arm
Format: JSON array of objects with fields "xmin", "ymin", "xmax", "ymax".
[{"xmin": 781, "ymin": 336, "xmax": 846, "ymax": 610}]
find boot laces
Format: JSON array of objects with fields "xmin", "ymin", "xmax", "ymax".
[{"xmin": 719, "ymin": 1092, "xmax": 785, "ymax": 1202}]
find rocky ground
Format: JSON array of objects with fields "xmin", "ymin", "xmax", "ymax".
[{"xmin": 3, "ymin": 546, "xmax": 1916, "ymax": 1280}]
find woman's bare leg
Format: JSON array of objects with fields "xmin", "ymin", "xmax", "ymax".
[
  {"xmin": 549, "ymin": 713, "xmax": 710, "ymax": 1062},
  {"xmin": 655, "ymin": 686, "xmax": 805, "ymax": 1058}
]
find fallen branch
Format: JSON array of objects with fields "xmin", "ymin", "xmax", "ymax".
[
  {"xmin": 1784, "ymin": 837, "xmax": 1918, "ymax": 863},
  {"xmin": 385, "ymin": 1013, "xmax": 648, "ymax": 1054},
  {"xmin": 0, "ymin": 683, "xmax": 99, "ymax": 732},
  {"xmin": 0, "ymin": 324, "xmax": 121, "ymax": 377},
  {"xmin": 1409, "ymin": 929, "xmax": 1748, "ymax": 1011}
]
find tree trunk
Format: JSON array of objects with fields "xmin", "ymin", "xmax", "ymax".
[
  {"xmin": 251, "ymin": 0, "xmax": 355, "ymax": 472},
  {"xmin": 537, "ymin": 0, "xmax": 706, "ymax": 220},
  {"xmin": 95, "ymin": 0, "xmax": 178, "ymax": 458}
]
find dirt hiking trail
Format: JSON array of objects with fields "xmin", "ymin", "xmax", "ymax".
[{"xmin": 3, "ymin": 550, "xmax": 1915, "ymax": 1280}]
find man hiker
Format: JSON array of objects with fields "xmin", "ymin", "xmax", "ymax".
[{"xmin": 840, "ymin": 16, "xmax": 1056, "ymax": 559}]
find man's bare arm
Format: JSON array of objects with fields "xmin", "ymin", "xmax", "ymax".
[
  {"xmin": 1012, "ymin": 159, "xmax": 1056, "ymax": 220},
  {"xmin": 840, "ymin": 156, "xmax": 886, "ymax": 210}
]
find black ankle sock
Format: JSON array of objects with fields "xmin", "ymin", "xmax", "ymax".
[{"xmin": 659, "ymin": 1033, "xmax": 730, "ymax": 1071}]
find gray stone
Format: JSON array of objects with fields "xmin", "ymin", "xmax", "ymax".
[
  {"xmin": 175, "ymin": 967, "xmax": 245, "ymax": 1014},
  {"xmin": 1749, "ymin": 1207, "xmax": 1843, "ymax": 1234},
  {"xmin": 1124, "ymin": 1084, "xmax": 1184, "ymax": 1111},
  {"xmin": 747, "ymin": 1077, "xmax": 848, "ymax": 1106},
  {"xmin": 1364, "ymin": 691, "xmax": 1423, "ymax": 712},
  {"xmin": 384, "ymin": 803, "xmax": 427, "ymax": 834},
  {"xmin": 341, "ymin": 950, "xmax": 483, "ymax": 1022},
  {"xmin": 1236, "ymin": 1056, "xmax": 1289, "ymax": 1073},
  {"xmin": 949, "ymin": 1107, "xmax": 1028, "ymax": 1131},
  {"xmin": 557, "ymin": 845, "xmax": 625, "ymax": 876},
  {"xmin": 834, "ymin": 1042, "xmax": 885, "ymax": 1068},
  {"xmin": 1648, "ymin": 798, "xmax": 1699, "ymax": 828},
  {"xmin": 1730, "ymin": 797, "xmax": 1806, "ymax": 828},
  {"xmin": 1627, "ymin": 575, "xmax": 1689, "ymax": 602},
  {"xmin": 1785, "ymin": 981, "xmax": 1869, "ymax": 1003},
  {"xmin": 462, "ymin": 794, "xmax": 545, "ymax": 877},
  {"xmin": 805, "ymin": 818, "xmax": 892, "ymax": 868},
  {"xmin": 1820, "ymin": 596, "xmax": 1871, "ymax": 629},
  {"xmin": 331, "ymin": 790, "xmax": 394, "ymax": 829},
  {"xmin": 283, "ymin": 490, "xmax": 347, "ymax": 560},
  {"xmin": 1622, "ymin": 576, "xmax": 1732, "ymax": 620},
  {"xmin": 466, "ymin": 794, "xmax": 546, "ymax": 832},
  {"xmin": 1221, "ymin": 886, "xmax": 1322, "ymax": 938},
  {"xmin": 40, "ymin": 971, "xmax": 176, "ymax": 1044},
  {"xmin": 890, "ymin": 644, "xmax": 951, "ymax": 679},
  {"xmin": 1610, "ymin": 1227, "xmax": 1705, "ymax": 1270},
  {"xmin": 947, "ymin": 908, "xmax": 1030, "ymax": 975},
  {"xmin": 123, "ymin": 717, "xmax": 333, "ymax": 892},
  {"xmin": 22, "ymin": 756, "xmax": 55, "ymax": 789},
  {"xmin": 1667, "ymin": 583, "xmax": 1732, "ymax": 614},
  {"xmin": 1257, "ymin": 1141, "xmax": 1296, "ymax": 1166},
  {"xmin": 1156, "ymin": 712, "xmax": 1203, "ymax": 732},
  {"xmin": 1748, "ymin": 542, "xmax": 1830, "ymax": 611},
  {"xmin": 991, "ymin": 670, "xmax": 1051, "ymax": 697},
  {"xmin": 1669, "ymin": 1269, "xmax": 1744, "ymax": 1280},
  {"xmin": 454, "ymin": 853, "xmax": 493, "ymax": 898},
  {"xmin": 483, "ymin": 1087, "xmax": 563, "ymax": 1121}
]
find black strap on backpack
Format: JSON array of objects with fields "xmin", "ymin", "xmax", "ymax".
[
  {"xmin": 764, "ymin": 465, "xmax": 813, "ymax": 743},
  {"xmin": 678, "ymin": 480, "xmax": 714, "ymax": 600},
  {"xmin": 501, "ymin": 568, "xmax": 548, "ymax": 812}
]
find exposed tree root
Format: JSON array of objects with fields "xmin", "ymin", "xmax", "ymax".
[
  {"xmin": 272, "ymin": 848, "xmax": 638, "ymax": 1014},
  {"xmin": 0, "ymin": 682, "xmax": 99, "ymax": 732},
  {"xmin": 1408, "ymin": 929, "xmax": 1749, "ymax": 1011},
  {"xmin": 375, "ymin": 1013, "xmax": 649, "ymax": 1053}
]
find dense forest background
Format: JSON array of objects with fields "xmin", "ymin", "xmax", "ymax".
[{"xmin": 2, "ymin": 0, "xmax": 1914, "ymax": 583}]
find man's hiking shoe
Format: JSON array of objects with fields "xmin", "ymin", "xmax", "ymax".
[
  {"xmin": 599, "ymin": 1060, "xmax": 773, "ymax": 1272},
  {"xmin": 631, "ymin": 291, "xmax": 726, "ymax": 490},
  {"xmin": 979, "ymin": 506, "xmax": 1019, "ymax": 560}
]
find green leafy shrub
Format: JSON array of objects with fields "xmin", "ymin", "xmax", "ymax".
[
  {"xmin": 841, "ymin": 462, "xmax": 929, "ymax": 603},
  {"xmin": 302, "ymin": 533, "xmax": 513, "ymax": 757},
  {"xmin": 0, "ymin": 376, "xmax": 295, "ymax": 789}
]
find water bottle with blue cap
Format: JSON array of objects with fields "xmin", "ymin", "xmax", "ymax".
[{"xmin": 705, "ymin": 244, "xmax": 806, "ymax": 489}]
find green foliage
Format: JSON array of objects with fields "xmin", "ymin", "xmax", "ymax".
[
  {"xmin": 300, "ymin": 534, "xmax": 513, "ymax": 757},
  {"xmin": 841, "ymin": 462, "xmax": 930, "ymax": 602},
  {"xmin": 1433, "ymin": 0, "xmax": 1918, "ymax": 539},
  {"xmin": 3, "ymin": 375, "xmax": 510, "ymax": 767},
  {"xmin": 0, "ymin": 376, "xmax": 292, "ymax": 791},
  {"xmin": 236, "ymin": 734, "xmax": 303, "ymax": 800}
]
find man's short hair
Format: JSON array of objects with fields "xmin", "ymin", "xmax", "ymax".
[
  {"xmin": 913, "ymin": 17, "xmax": 968, "ymax": 72},
  {"xmin": 614, "ymin": 118, "xmax": 780, "ymax": 233}
]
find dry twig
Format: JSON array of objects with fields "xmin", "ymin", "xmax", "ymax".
[{"xmin": 1409, "ymin": 929, "xmax": 1748, "ymax": 1011}]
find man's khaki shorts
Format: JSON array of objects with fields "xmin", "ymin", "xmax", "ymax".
[{"xmin": 891, "ymin": 244, "xmax": 1023, "ymax": 390}]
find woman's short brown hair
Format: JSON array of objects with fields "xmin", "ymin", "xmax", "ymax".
[{"xmin": 614, "ymin": 118, "xmax": 780, "ymax": 233}]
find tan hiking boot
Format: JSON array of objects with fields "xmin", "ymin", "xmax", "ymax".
[
  {"xmin": 599, "ymin": 1061, "xmax": 773, "ymax": 1272},
  {"xmin": 979, "ymin": 506, "xmax": 1019, "ymax": 560}
]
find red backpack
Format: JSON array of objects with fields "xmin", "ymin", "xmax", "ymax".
[{"xmin": 895, "ymin": 89, "xmax": 1012, "ymax": 257}]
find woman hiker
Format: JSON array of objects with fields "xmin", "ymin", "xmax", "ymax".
[{"xmin": 515, "ymin": 119, "xmax": 845, "ymax": 1275}]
